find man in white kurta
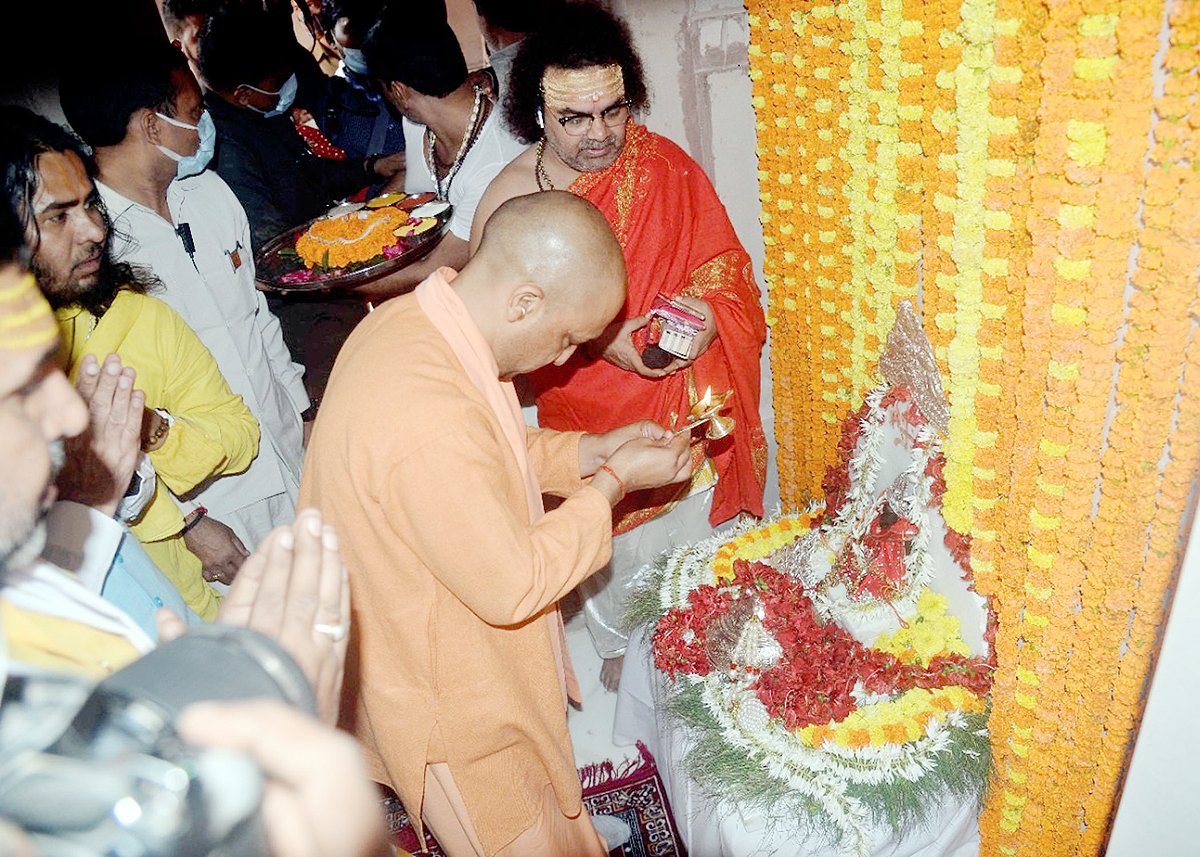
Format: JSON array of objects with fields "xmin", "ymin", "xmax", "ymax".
[
  {"xmin": 59, "ymin": 48, "xmax": 310, "ymax": 564},
  {"xmin": 98, "ymin": 170, "xmax": 308, "ymax": 547}
]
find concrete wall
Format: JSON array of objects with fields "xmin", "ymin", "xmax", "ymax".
[
  {"xmin": 610, "ymin": 0, "xmax": 781, "ymax": 513},
  {"xmin": 1107, "ymin": 499, "xmax": 1200, "ymax": 854}
]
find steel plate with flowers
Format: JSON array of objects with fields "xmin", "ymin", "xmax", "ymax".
[{"xmin": 255, "ymin": 192, "xmax": 453, "ymax": 292}]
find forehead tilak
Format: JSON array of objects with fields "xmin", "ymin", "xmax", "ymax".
[
  {"xmin": 541, "ymin": 64, "xmax": 625, "ymax": 107},
  {"xmin": 0, "ymin": 271, "xmax": 58, "ymax": 352},
  {"xmin": 31, "ymin": 150, "xmax": 91, "ymax": 214}
]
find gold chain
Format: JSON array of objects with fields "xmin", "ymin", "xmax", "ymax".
[{"xmin": 535, "ymin": 138, "xmax": 554, "ymax": 191}]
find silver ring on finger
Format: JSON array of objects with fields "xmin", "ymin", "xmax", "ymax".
[{"xmin": 312, "ymin": 621, "xmax": 349, "ymax": 642}]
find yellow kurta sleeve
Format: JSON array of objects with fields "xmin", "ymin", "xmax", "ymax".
[
  {"xmin": 62, "ymin": 294, "xmax": 260, "ymax": 547},
  {"xmin": 141, "ymin": 297, "xmax": 260, "ymax": 496}
]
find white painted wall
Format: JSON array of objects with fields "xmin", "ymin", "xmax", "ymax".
[
  {"xmin": 1107, "ymin": 499, "xmax": 1200, "ymax": 854},
  {"xmin": 611, "ymin": 0, "xmax": 782, "ymax": 514}
]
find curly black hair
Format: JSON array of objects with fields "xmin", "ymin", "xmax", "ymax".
[{"xmin": 503, "ymin": 1, "xmax": 648, "ymax": 145}]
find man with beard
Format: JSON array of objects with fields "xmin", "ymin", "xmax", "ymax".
[
  {"xmin": 0, "ymin": 106, "xmax": 260, "ymax": 622},
  {"xmin": 0, "ymin": 221, "xmax": 389, "ymax": 857},
  {"xmin": 471, "ymin": 2, "xmax": 768, "ymax": 690},
  {"xmin": 60, "ymin": 41, "xmax": 311, "ymax": 586}
]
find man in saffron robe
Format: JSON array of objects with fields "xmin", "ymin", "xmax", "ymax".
[
  {"xmin": 473, "ymin": 1, "xmax": 767, "ymax": 688},
  {"xmin": 301, "ymin": 191, "xmax": 693, "ymax": 855}
]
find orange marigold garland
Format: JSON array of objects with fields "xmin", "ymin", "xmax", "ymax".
[
  {"xmin": 1080, "ymin": 4, "xmax": 1200, "ymax": 850},
  {"xmin": 747, "ymin": 0, "xmax": 1200, "ymax": 854},
  {"xmin": 295, "ymin": 206, "xmax": 410, "ymax": 269}
]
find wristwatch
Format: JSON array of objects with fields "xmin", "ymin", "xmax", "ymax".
[{"xmin": 181, "ymin": 505, "xmax": 208, "ymax": 535}]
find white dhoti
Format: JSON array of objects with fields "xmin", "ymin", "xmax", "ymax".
[{"xmin": 578, "ymin": 487, "xmax": 726, "ymax": 659}]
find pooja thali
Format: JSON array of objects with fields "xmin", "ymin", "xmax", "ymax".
[{"xmin": 255, "ymin": 191, "xmax": 453, "ymax": 292}]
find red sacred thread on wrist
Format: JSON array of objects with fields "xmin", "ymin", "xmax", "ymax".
[{"xmin": 597, "ymin": 464, "xmax": 626, "ymax": 500}]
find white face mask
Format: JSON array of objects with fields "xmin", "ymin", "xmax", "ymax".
[
  {"xmin": 154, "ymin": 110, "xmax": 217, "ymax": 179},
  {"xmin": 341, "ymin": 47, "xmax": 369, "ymax": 75},
  {"xmin": 243, "ymin": 74, "xmax": 298, "ymax": 118}
]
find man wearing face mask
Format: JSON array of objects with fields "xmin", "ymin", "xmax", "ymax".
[
  {"xmin": 197, "ymin": 4, "xmax": 405, "ymax": 248},
  {"xmin": 318, "ymin": 0, "xmax": 406, "ymax": 161},
  {"xmin": 57, "ymin": 41, "xmax": 309, "ymax": 585},
  {"xmin": 195, "ymin": 3, "xmax": 406, "ymax": 406},
  {"xmin": 0, "ymin": 105, "xmax": 261, "ymax": 621}
]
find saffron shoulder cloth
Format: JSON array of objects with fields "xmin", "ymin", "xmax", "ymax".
[{"xmin": 530, "ymin": 122, "xmax": 768, "ymax": 535}]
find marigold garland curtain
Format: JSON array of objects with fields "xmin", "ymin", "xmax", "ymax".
[{"xmin": 746, "ymin": 0, "xmax": 1200, "ymax": 853}]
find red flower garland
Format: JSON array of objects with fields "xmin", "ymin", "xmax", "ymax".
[{"xmin": 653, "ymin": 561, "xmax": 994, "ymax": 731}]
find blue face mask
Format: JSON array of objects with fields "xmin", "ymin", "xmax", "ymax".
[
  {"xmin": 154, "ymin": 109, "xmax": 216, "ymax": 179},
  {"xmin": 341, "ymin": 47, "xmax": 369, "ymax": 76},
  {"xmin": 244, "ymin": 73, "xmax": 298, "ymax": 118}
]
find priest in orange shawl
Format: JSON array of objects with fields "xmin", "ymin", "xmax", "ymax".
[{"xmin": 473, "ymin": 1, "xmax": 767, "ymax": 687}]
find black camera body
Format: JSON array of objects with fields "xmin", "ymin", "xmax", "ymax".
[{"xmin": 0, "ymin": 624, "xmax": 315, "ymax": 856}]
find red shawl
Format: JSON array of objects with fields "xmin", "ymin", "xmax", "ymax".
[{"xmin": 529, "ymin": 123, "xmax": 767, "ymax": 534}]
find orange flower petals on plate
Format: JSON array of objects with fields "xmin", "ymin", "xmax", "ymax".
[{"xmin": 295, "ymin": 207, "xmax": 409, "ymax": 268}]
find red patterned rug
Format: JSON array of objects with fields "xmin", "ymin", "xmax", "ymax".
[{"xmin": 383, "ymin": 742, "xmax": 687, "ymax": 856}]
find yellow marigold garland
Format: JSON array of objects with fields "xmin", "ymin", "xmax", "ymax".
[
  {"xmin": 798, "ymin": 685, "xmax": 986, "ymax": 750},
  {"xmin": 748, "ymin": 0, "xmax": 1200, "ymax": 853},
  {"xmin": 711, "ymin": 509, "xmax": 819, "ymax": 583},
  {"xmin": 873, "ymin": 590, "xmax": 972, "ymax": 666}
]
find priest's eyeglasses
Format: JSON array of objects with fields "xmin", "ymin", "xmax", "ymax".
[{"xmin": 554, "ymin": 100, "xmax": 631, "ymax": 136}]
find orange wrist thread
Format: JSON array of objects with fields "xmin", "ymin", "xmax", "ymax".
[{"xmin": 597, "ymin": 464, "xmax": 626, "ymax": 500}]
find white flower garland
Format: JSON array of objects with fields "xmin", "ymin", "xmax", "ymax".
[
  {"xmin": 803, "ymin": 388, "xmax": 942, "ymax": 644},
  {"xmin": 648, "ymin": 387, "xmax": 986, "ymax": 854}
]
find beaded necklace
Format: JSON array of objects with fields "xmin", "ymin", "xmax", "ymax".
[
  {"xmin": 534, "ymin": 138, "xmax": 555, "ymax": 191},
  {"xmin": 424, "ymin": 85, "xmax": 488, "ymax": 199}
]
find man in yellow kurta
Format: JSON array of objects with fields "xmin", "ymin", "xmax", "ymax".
[
  {"xmin": 4, "ymin": 107, "xmax": 259, "ymax": 621},
  {"xmin": 300, "ymin": 191, "xmax": 693, "ymax": 856}
]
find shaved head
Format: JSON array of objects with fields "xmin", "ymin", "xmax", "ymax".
[
  {"xmin": 458, "ymin": 191, "xmax": 628, "ymax": 378},
  {"xmin": 474, "ymin": 190, "xmax": 625, "ymax": 304}
]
